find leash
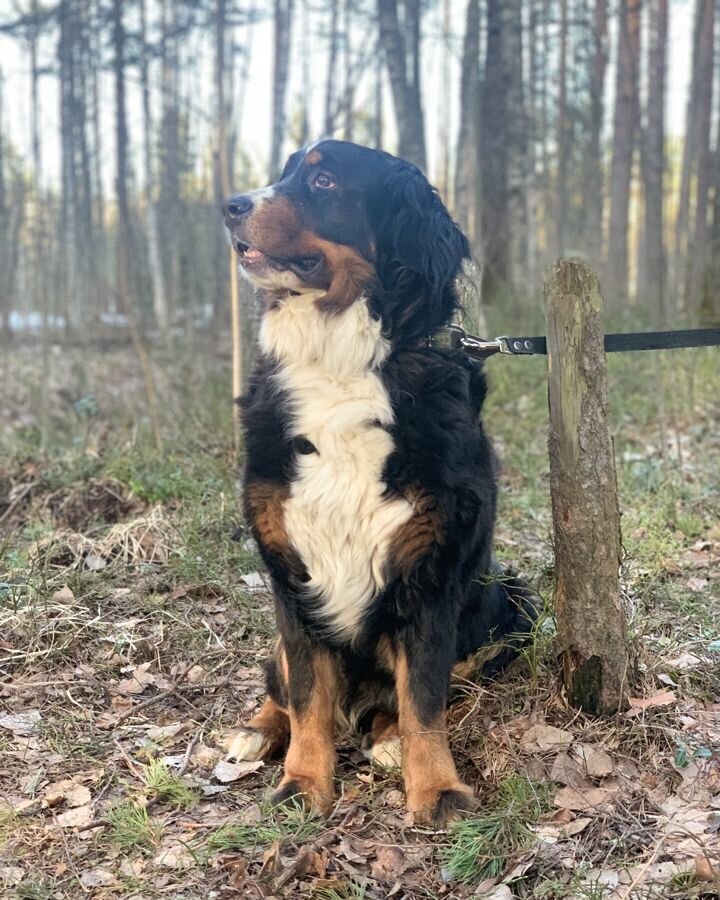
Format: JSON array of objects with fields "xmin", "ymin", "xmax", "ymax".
[{"xmin": 427, "ymin": 324, "xmax": 720, "ymax": 361}]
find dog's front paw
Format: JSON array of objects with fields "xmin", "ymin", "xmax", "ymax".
[
  {"xmin": 271, "ymin": 773, "xmax": 335, "ymax": 816},
  {"xmin": 407, "ymin": 783, "xmax": 475, "ymax": 828}
]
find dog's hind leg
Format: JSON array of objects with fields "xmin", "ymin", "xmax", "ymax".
[
  {"xmin": 454, "ymin": 561, "xmax": 541, "ymax": 680},
  {"xmin": 222, "ymin": 640, "xmax": 290, "ymax": 762},
  {"xmin": 224, "ymin": 698, "xmax": 289, "ymax": 761},
  {"xmin": 361, "ymin": 710, "xmax": 402, "ymax": 769}
]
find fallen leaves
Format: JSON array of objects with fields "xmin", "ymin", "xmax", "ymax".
[
  {"xmin": 79, "ymin": 867, "xmax": 116, "ymax": 888},
  {"xmin": 624, "ymin": 689, "xmax": 676, "ymax": 718},
  {"xmin": 51, "ymin": 585, "xmax": 75, "ymax": 604},
  {"xmin": 43, "ymin": 779, "xmax": 91, "ymax": 809},
  {"xmin": 520, "ymin": 724, "xmax": 573, "ymax": 753},
  {"xmin": 573, "ymin": 742, "xmax": 614, "ymax": 778},
  {"xmin": 553, "ymin": 785, "xmax": 615, "ymax": 812},
  {"xmin": 0, "ymin": 709, "xmax": 42, "ymax": 735},
  {"xmin": 53, "ymin": 804, "xmax": 93, "ymax": 829},
  {"xmin": 211, "ymin": 759, "xmax": 264, "ymax": 783},
  {"xmin": 370, "ymin": 845, "xmax": 410, "ymax": 881},
  {"xmin": 695, "ymin": 853, "xmax": 716, "ymax": 882},
  {"xmin": 153, "ymin": 841, "xmax": 196, "ymax": 870},
  {"xmin": 116, "ymin": 661, "xmax": 171, "ymax": 695}
]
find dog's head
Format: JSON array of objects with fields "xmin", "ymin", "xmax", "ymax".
[{"xmin": 223, "ymin": 140, "xmax": 469, "ymax": 343}]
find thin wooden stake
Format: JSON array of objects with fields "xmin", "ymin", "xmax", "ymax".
[
  {"xmin": 230, "ymin": 247, "xmax": 243, "ymax": 453},
  {"xmin": 544, "ymin": 259, "xmax": 633, "ymax": 715}
]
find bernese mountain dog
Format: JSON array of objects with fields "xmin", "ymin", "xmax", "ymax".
[{"xmin": 222, "ymin": 140, "xmax": 539, "ymax": 827}]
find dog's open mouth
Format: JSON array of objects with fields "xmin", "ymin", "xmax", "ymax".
[
  {"xmin": 233, "ymin": 239, "xmax": 322, "ymax": 277},
  {"xmin": 233, "ymin": 240, "xmax": 267, "ymax": 267}
]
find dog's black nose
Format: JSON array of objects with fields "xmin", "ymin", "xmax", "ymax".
[{"xmin": 224, "ymin": 194, "xmax": 253, "ymax": 219}]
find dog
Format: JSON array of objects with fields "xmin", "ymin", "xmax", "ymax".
[{"xmin": 222, "ymin": 140, "xmax": 539, "ymax": 827}]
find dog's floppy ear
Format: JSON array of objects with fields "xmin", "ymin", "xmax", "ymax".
[{"xmin": 370, "ymin": 160, "xmax": 470, "ymax": 341}]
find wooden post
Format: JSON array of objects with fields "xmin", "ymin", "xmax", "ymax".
[{"xmin": 544, "ymin": 260, "xmax": 632, "ymax": 714}]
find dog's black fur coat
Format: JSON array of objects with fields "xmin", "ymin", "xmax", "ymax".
[{"xmin": 225, "ymin": 140, "xmax": 539, "ymax": 820}]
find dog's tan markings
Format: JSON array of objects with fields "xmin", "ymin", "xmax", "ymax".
[
  {"xmin": 246, "ymin": 195, "xmax": 303, "ymax": 253},
  {"xmin": 274, "ymin": 649, "xmax": 338, "ymax": 814},
  {"xmin": 390, "ymin": 489, "xmax": 445, "ymax": 577},
  {"xmin": 376, "ymin": 634, "xmax": 396, "ymax": 671},
  {"xmin": 311, "ymin": 239, "xmax": 375, "ymax": 313},
  {"xmin": 276, "ymin": 638, "xmax": 290, "ymax": 685},
  {"xmin": 452, "ymin": 643, "xmax": 505, "ymax": 683},
  {"xmin": 305, "ymin": 148, "xmax": 323, "ymax": 166},
  {"xmin": 395, "ymin": 649, "xmax": 474, "ymax": 826},
  {"xmin": 245, "ymin": 481, "xmax": 304, "ymax": 573}
]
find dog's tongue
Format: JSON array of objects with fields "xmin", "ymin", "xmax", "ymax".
[{"xmin": 245, "ymin": 247, "xmax": 265, "ymax": 263}]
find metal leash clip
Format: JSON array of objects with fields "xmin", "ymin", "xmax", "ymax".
[
  {"xmin": 427, "ymin": 324, "xmax": 506, "ymax": 359},
  {"xmin": 460, "ymin": 332, "xmax": 510, "ymax": 358},
  {"xmin": 427, "ymin": 326, "xmax": 543, "ymax": 359}
]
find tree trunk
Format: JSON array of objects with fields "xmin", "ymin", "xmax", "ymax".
[
  {"xmin": 673, "ymin": 0, "xmax": 706, "ymax": 313},
  {"xmin": 0, "ymin": 68, "xmax": 13, "ymax": 344},
  {"xmin": 160, "ymin": 0, "xmax": 181, "ymax": 320},
  {"xmin": 606, "ymin": 0, "xmax": 640, "ymax": 307},
  {"xmin": 643, "ymin": 0, "xmax": 668, "ymax": 323},
  {"xmin": 706, "ymin": 94, "xmax": 720, "ymax": 323},
  {"xmin": 373, "ymin": 32, "xmax": 383, "ymax": 149},
  {"xmin": 436, "ymin": 0, "xmax": 452, "ymax": 198},
  {"xmin": 686, "ymin": 0, "xmax": 715, "ymax": 314},
  {"xmin": 377, "ymin": 0, "xmax": 427, "ymax": 169},
  {"xmin": 59, "ymin": 0, "xmax": 79, "ymax": 326},
  {"xmin": 342, "ymin": 0, "xmax": 354, "ymax": 141},
  {"xmin": 269, "ymin": 0, "xmax": 294, "ymax": 180},
  {"xmin": 584, "ymin": 0, "xmax": 608, "ymax": 265},
  {"xmin": 524, "ymin": 0, "xmax": 540, "ymax": 288},
  {"xmin": 454, "ymin": 0, "xmax": 481, "ymax": 248},
  {"xmin": 555, "ymin": 0, "xmax": 568, "ymax": 258},
  {"xmin": 544, "ymin": 260, "xmax": 632, "ymax": 715},
  {"xmin": 324, "ymin": 0, "xmax": 339, "ymax": 135},
  {"xmin": 140, "ymin": 0, "xmax": 170, "ymax": 343},
  {"xmin": 481, "ymin": 0, "xmax": 524, "ymax": 298},
  {"xmin": 113, "ymin": 0, "xmax": 131, "ymax": 317}
]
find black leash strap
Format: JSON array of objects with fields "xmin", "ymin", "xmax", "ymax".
[{"xmin": 428, "ymin": 324, "xmax": 720, "ymax": 360}]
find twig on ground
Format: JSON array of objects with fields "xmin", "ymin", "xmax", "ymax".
[
  {"xmin": 618, "ymin": 834, "xmax": 666, "ymax": 900},
  {"xmin": 114, "ymin": 679, "xmax": 229, "ymax": 725},
  {"xmin": 114, "ymin": 739, "xmax": 144, "ymax": 780},
  {"xmin": 0, "ymin": 481, "xmax": 36, "ymax": 525},
  {"xmin": 179, "ymin": 733, "xmax": 199, "ymax": 775}
]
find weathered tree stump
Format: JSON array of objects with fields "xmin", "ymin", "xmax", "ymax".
[{"xmin": 544, "ymin": 259, "xmax": 632, "ymax": 714}]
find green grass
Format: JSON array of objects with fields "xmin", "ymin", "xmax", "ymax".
[
  {"xmin": 106, "ymin": 800, "xmax": 164, "ymax": 852},
  {"xmin": 313, "ymin": 879, "xmax": 368, "ymax": 900},
  {"xmin": 15, "ymin": 880, "xmax": 55, "ymax": 900},
  {"xmin": 669, "ymin": 869, "xmax": 698, "ymax": 892},
  {"xmin": 0, "ymin": 804, "xmax": 18, "ymax": 846},
  {"xmin": 206, "ymin": 802, "xmax": 324, "ymax": 854},
  {"xmin": 141, "ymin": 758, "xmax": 198, "ymax": 810},
  {"xmin": 440, "ymin": 775, "xmax": 549, "ymax": 884}
]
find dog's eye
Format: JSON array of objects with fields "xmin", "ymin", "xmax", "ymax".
[
  {"xmin": 296, "ymin": 256, "xmax": 321, "ymax": 272},
  {"xmin": 313, "ymin": 172, "xmax": 336, "ymax": 189}
]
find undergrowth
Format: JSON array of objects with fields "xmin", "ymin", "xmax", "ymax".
[
  {"xmin": 1, "ymin": 338, "xmax": 719, "ymax": 897},
  {"xmin": 106, "ymin": 800, "xmax": 165, "ymax": 852},
  {"xmin": 206, "ymin": 802, "xmax": 324, "ymax": 854},
  {"xmin": 141, "ymin": 758, "xmax": 199, "ymax": 809},
  {"xmin": 440, "ymin": 775, "xmax": 550, "ymax": 883}
]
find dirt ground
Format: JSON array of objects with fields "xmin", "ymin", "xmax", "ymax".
[{"xmin": 1, "ymin": 339, "xmax": 719, "ymax": 899}]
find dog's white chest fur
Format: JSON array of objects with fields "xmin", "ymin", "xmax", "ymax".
[{"xmin": 260, "ymin": 294, "xmax": 413, "ymax": 639}]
